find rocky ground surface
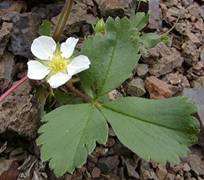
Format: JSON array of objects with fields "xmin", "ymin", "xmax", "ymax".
[{"xmin": 0, "ymin": 0, "xmax": 203, "ymax": 179}]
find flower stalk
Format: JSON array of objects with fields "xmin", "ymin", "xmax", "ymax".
[
  {"xmin": 53, "ymin": 0, "xmax": 74, "ymax": 41},
  {"xmin": 0, "ymin": 75, "xmax": 28, "ymax": 102}
]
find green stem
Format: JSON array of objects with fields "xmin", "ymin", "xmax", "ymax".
[{"xmin": 53, "ymin": 0, "xmax": 74, "ymax": 41}]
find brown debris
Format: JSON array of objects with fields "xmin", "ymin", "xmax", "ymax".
[
  {"xmin": 0, "ymin": 161, "xmax": 19, "ymax": 180},
  {"xmin": 156, "ymin": 165, "xmax": 168, "ymax": 180},
  {"xmin": 0, "ymin": 52, "xmax": 15, "ymax": 94},
  {"xmin": 0, "ymin": 22, "xmax": 13, "ymax": 56},
  {"xmin": 9, "ymin": 12, "xmax": 41, "ymax": 58},
  {"xmin": 91, "ymin": 167, "xmax": 101, "ymax": 178},
  {"xmin": 187, "ymin": 149, "xmax": 204, "ymax": 176},
  {"xmin": 186, "ymin": 30, "xmax": 201, "ymax": 44},
  {"xmin": 98, "ymin": 155, "xmax": 120, "ymax": 174},
  {"xmin": 182, "ymin": 40, "xmax": 200, "ymax": 64},
  {"xmin": 144, "ymin": 43, "xmax": 184, "ymax": 77},
  {"xmin": 0, "ymin": 81, "xmax": 40, "ymax": 139},
  {"xmin": 145, "ymin": 76, "xmax": 173, "ymax": 99},
  {"xmin": 95, "ymin": 0, "xmax": 132, "ymax": 17},
  {"xmin": 165, "ymin": 72, "xmax": 190, "ymax": 88},
  {"xmin": 0, "ymin": 0, "xmax": 26, "ymax": 16}
]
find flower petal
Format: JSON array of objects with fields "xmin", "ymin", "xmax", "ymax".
[
  {"xmin": 61, "ymin": 37, "xmax": 79, "ymax": 59},
  {"xmin": 47, "ymin": 72, "xmax": 71, "ymax": 88},
  {"xmin": 68, "ymin": 55, "xmax": 91, "ymax": 76},
  {"xmin": 27, "ymin": 61, "xmax": 50, "ymax": 80},
  {"xmin": 31, "ymin": 36, "xmax": 56, "ymax": 60}
]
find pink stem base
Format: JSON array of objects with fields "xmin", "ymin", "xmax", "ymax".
[{"xmin": 0, "ymin": 75, "xmax": 28, "ymax": 103}]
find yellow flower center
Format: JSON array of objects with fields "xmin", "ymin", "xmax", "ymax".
[{"xmin": 49, "ymin": 52, "xmax": 68, "ymax": 73}]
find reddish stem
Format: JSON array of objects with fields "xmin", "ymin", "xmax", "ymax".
[{"xmin": 0, "ymin": 75, "xmax": 28, "ymax": 103}]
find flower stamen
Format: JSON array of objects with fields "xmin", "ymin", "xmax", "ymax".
[{"xmin": 49, "ymin": 53, "xmax": 68, "ymax": 73}]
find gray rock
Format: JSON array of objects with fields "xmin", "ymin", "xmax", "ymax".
[
  {"xmin": 127, "ymin": 78, "xmax": 146, "ymax": 97},
  {"xmin": 183, "ymin": 88, "xmax": 204, "ymax": 149},
  {"xmin": 9, "ymin": 13, "xmax": 41, "ymax": 58},
  {"xmin": 136, "ymin": 64, "xmax": 149, "ymax": 77}
]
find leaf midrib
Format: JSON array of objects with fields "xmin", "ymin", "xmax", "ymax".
[
  {"xmin": 102, "ymin": 104, "xmax": 192, "ymax": 134},
  {"xmin": 71, "ymin": 106, "xmax": 94, "ymax": 169},
  {"xmin": 98, "ymin": 33, "xmax": 118, "ymax": 97}
]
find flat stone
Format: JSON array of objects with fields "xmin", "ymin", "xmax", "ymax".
[
  {"xmin": 136, "ymin": 64, "xmax": 149, "ymax": 77},
  {"xmin": 127, "ymin": 78, "xmax": 146, "ymax": 97},
  {"xmin": 183, "ymin": 88, "xmax": 204, "ymax": 127},
  {"xmin": 145, "ymin": 76, "xmax": 173, "ymax": 99},
  {"xmin": 183, "ymin": 88, "xmax": 204, "ymax": 149}
]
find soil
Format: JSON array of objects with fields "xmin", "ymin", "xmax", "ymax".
[{"xmin": 0, "ymin": 0, "xmax": 203, "ymax": 179}]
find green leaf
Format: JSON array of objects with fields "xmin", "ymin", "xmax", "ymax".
[
  {"xmin": 140, "ymin": 33, "xmax": 161, "ymax": 48},
  {"xmin": 81, "ymin": 16, "xmax": 141, "ymax": 98},
  {"xmin": 129, "ymin": 12, "xmax": 149, "ymax": 31},
  {"xmin": 37, "ymin": 104, "xmax": 108, "ymax": 176},
  {"xmin": 101, "ymin": 97, "xmax": 199, "ymax": 164},
  {"xmin": 39, "ymin": 20, "xmax": 52, "ymax": 36}
]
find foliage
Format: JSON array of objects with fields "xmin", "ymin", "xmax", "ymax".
[
  {"xmin": 37, "ymin": 13, "xmax": 199, "ymax": 176},
  {"xmin": 38, "ymin": 20, "xmax": 52, "ymax": 36}
]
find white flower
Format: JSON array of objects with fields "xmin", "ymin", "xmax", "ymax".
[{"xmin": 27, "ymin": 36, "xmax": 91, "ymax": 88}]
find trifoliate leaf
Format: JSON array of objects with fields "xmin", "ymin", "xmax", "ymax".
[
  {"xmin": 101, "ymin": 97, "xmax": 199, "ymax": 164},
  {"xmin": 38, "ymin": 20, "xmax": 52, "ymax": 36},
  {"xmin": 37, "ymin": 104, "xmax": 108, "ymax": 176},
  {"xmin": 81, "ymin": 16, "xmax": 141, "ymax": 98}
]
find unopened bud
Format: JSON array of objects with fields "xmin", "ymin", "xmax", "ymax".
[{"xmin": 94, "ymin": 19, "xmax": 106, "ymax": 34}]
